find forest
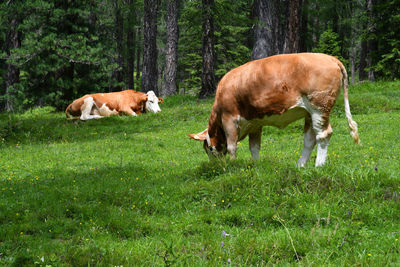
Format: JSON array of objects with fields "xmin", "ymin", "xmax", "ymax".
[
  {"xmin": 2, "ymin": 1, "xmax": 400, "ymax": 266},
  {"xmin": 0, "ymin": 0, "xmax": 399, "ymax": 112}
]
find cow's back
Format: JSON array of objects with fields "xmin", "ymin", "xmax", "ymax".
[
  {"xmin": 214, "ymin": 53, "xmax": 342, "ymax": 120},
  {"xmin": 89, "ymin": 90, "xmax": 134, "ymax": 110}
]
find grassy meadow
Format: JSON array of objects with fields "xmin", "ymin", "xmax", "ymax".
[{"xmin": 1, "ymin": 81, "xmax": 400, "ymax": 266}]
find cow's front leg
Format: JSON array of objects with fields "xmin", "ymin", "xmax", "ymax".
[
  {"xmin": 223, "ymin": 117, "xmax": 238, "ymax": 159},
  {"xmin": 121, "ymin": 108, "xmax": 137, "ymax": 117},
  {"xmin": 97, "ymin": 104, "xmax": 119, "ymax": 117},
  {"xmin": 249, "ymin": 127, "xmax": 262, "ymax": 160},
  {"xmin": 297, "ymin": 117, "xmax": 316, "ymax": 167}
]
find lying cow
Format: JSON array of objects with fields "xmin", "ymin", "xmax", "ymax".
[
  {"xmin": 188, "ymin": 53, "xmax": 360, "ymax": 167},
  {"xmin": 65, "ymin": 90, "xmax": 164, "ymax": 120}
]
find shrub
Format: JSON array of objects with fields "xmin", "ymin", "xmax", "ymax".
[{"xmin": 313, "ymin": 29, "xmax": 348, "ymax": 67}]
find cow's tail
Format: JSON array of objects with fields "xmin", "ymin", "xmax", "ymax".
[
  {"xmin": 339, "ymin": 61, "xmax": 360, "ymax": 144},
  {"xmin": 65, "ymin": 103, "xmax": 79, "ymax": 120}
]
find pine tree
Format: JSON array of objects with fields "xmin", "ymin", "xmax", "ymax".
[
  {"xmin": 252, "ymin": 0, "xmax": 279, "ymax": 59},
  {"xmin": 142, "ymin": 0, "xmax": 159, "ymax": 94},
  {"xmin": 163, "ymin": 0, "xmax": 179, "ymax": 96},
  {"xmin": 199, "ymin": 0, "xmax": 215, "ymax": 98}
]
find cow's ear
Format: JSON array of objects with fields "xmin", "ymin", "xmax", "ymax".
[
  {"xmin": 187, "ymin": 128, "xmax": 208, "ymax": 141},
  {"xmin": 158, "ymin": 97, "xmax": 164, "ymax": 104}
]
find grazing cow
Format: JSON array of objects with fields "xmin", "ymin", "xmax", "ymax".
[
  {"xmin": 188, "ymin": 53, "xmax": 360, "ymax": 167},
  {"xmin": 65, "ymin": 90, "xmax": 164, "ymax": 120}
]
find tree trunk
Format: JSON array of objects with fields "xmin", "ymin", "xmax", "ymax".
[
  {"xmin": 4, "ymin": 17, "xmax": 21, "ymax": 112},
  {"xmin": 311, "ymin": 2, "xmax": 320, "ymax": 48},
  {"xmin": 277, "ymin": 0, "xmax": 289, "ymax": 53},
  {"xmin": 332, "ymin": 0, "xmax": 338, "ymax": 34},
  {"xmin": 299, "ymin": 0, "xmax": 308, "ymax": 52},
  {"xmin": 126, "ymin": 28, "xmax": 135, "ymax": 89},
  {"xmin": 199, "ymin": 0, "xmax": 215, "ymax": 99},
  {"xmin": 351, "ymin": 50, "xmax": 356, "ymax": 85},
  {"xmin": 141, "ymin": 0, "xmax": 159, "ymax": 94},
  {"xmin": 112, "ymin": 1, "xmax": 124, "ymax": 91},
  {"xmin": 284, "ymin": 0, "xmax": 302, "ymax": 54},
  {"xmin": 367, "ymin": 0, "xmax": 377, "ymax": 81},
  {"xmin": 349, "ymin": 1, "xmax": 357, "ymax": 85},
  {"xmin": 359, "ymin": 39, "xmax": 367, "ymax": 81},
  {"xmin": 163, "ymin": 0, "xmax": 179, "ymax": 97},
  {"xmin": 136, "ymin": 26, "xmax": 141, "ymax": 86},
  {"xmin": 251, "ymin": 0, "xmax": 279, "ymax": 60},
  {"xmin": 126, "ymin": 0, "xmax": 136, "ymax": 89}
]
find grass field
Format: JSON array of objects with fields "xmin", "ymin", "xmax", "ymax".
[{"xmin": 1, "ymin": 81, "xmax": 400, "ymax": 266}]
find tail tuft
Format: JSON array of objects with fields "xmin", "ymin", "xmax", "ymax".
[
  {"xmin": 348, "ymin": 119, "xmax": 360, "ymax": 144},
  {"xmin": 338, "ymin": 59, "xmax": 361, "ymax": 145}
]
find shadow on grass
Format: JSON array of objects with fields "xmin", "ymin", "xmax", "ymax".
[
  {"xmin": 0, "ymin": 159, "xmax": 168, "ymax": 244},
  {"xmin": 0, "ymin": 110, "xmax": 179, "ymax": 146},
  {"xmin": 184, "ymin": 155, "xmax": 297, "ymax": 182}
]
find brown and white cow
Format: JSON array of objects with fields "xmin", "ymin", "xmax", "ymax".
[
  {"xmin": 188, "ymin": 53, "xmax": 360, "ymax": 167},
  {"xmin": 65, "ymin": 90, "xmax": 164, "ymax": 120}
]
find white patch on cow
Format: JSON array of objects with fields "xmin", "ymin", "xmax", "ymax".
[
  {"xmin": 295, "ymin": 96, "xmax": 324, "ymax": 139},
  {"xmin": 98, "ymin": 104, "xmax": 119, "ymax": 117},
  {"xmin": 92, "ymin": 108, "xmax": 100, "ymax": 116},
  {"xmin": 206, "ymin": 133, "xmax": 211, "ymax": 146},
  {"xmin": 80, "ymin": 97, "xmax": 102, "ymax": 120},
  {"xmin": 234, "ymin": 96, "xmax": 332, "ymax": 166},
  {"xmin": 315, "ymin": 138, "xmax": 329, "ymax": 166},
  {"xmin": 145, "ymin": 91, "xmax": 162, "ymax": 113},
  {"xmin": 297, "ymin": 126, "xmax": 316, "ymax": 167},
  {"xmin": 227, "ymin": 143, "xmax": 237, "ymax": 159},
  {"xmin": 236, "ymin": 105, "xmax": 308, "ymax": 141},
  {"xmin": 296, "ymin": 96, "xmax": 332, "ymax": 166}
]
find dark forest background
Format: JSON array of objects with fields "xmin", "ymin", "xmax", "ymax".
[{"xmin": 1, "ymin": 0, "xmax": 399, "ymax": 112}]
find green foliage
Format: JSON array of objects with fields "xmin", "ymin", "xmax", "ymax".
[
  {"xmin": 313, "ymin": 29, "xmax": 347, "ymax": 66},
  {"xmin": 178, "ymin": 0, "xmax": 252, "ymax": 94},
  {"xmin": 178, "ymin": 0, "xmax": 206, "ymax": 94},
  {"xmin": 375, "ymin": 47, "xmax": 400, "ymax": 79},
  {"xmin": 0, "ymin": 0, "xmax": 134, "ymax": 111},
  {"xmin": 1, "ymin": 0, "xmax": 400, "ymax": 112},
  {"xmin": 213, "ymin": 0, "xmax": 252, "ymax": 79},
  {"xmin": 372, "ymin": 0, "xmax": 400, "ymax": 79},
  {"xmin": 1, "ymin": 82, "xmax": 400, "ymax": 265}
]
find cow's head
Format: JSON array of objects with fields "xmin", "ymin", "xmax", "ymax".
[
  {"xmin": 145, "ymin": 91, "xmax": 164, "ymax": 113},
  {"xmin": 188, "ymin": 128, "xmax": 227, "ymax": 159}
]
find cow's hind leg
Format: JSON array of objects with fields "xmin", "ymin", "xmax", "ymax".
[
  {"xmin": 249, "ymin": 127, "xmax": 262, "ymax": 160},
  {"xmin": 315, "ymin": 124, "xmax": 332, "ymax": 167},
  {"xmin": 80, "ymin": 97, "xmax": 102, "ymax": 120},
  {"xmin": 310, "ymin": 112, "xmax": 332, "ymax": 167},
  {"xmin": 297, "ymin": 116, "xmax": 316, "ymax": 167}
]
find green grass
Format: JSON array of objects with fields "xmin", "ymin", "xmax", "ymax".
[{"xmin": 1, "ymin": 81, "xmax": 400, "ymax": 266}]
